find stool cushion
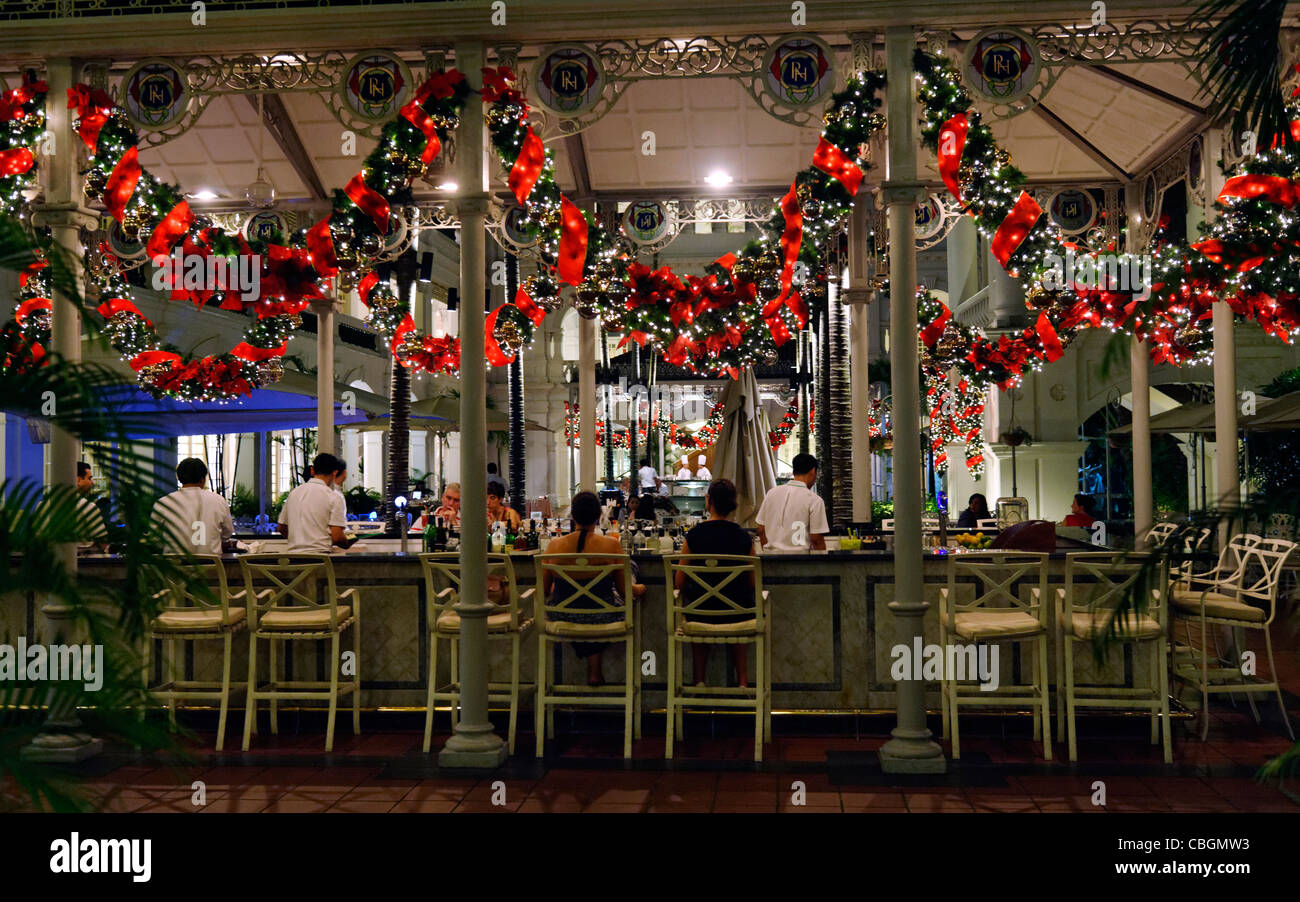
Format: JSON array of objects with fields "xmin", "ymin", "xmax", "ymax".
[
  {"xmin": 953, "ymin": 610, "xmax": 1042, "ymax": 640},
  {"xmin": 1069, "ymin": 611, "xmax": 1162, "ymax": 640},
  {"xmin": 679, "ymin": 618, "xmax": 759, "ymax": 637},
  {"xmin": 543, "ymin": 619, "xmax": 630, "ymax": 638},
  {"xmin": 1170, "ymin": 590, "xmax": 1265, "ymax": 623},
  {"xmin": 259, "ymin": 605, "xmax": 352, "ymax": 630},
  {"xmin": 154, "ymin": 607, "xmax": 245, "ymax": 631},
  {"xmin": 436, "ymin": 609, "xmax": 528, "ymax": 632}
]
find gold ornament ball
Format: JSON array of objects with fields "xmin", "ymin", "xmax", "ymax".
[
  {"xmin": 756, "ymin": 277, "xmax": 781, "ymax": 301},
  {"xmin": 495, "ymin": 317, "xmax": 524, "ymax": 353},
  {"xmin": 358, "ymin": 232, "xmax": 384, "ymax": 258},
  {"xmin": 731, "ymin": 257, "xmax": 755, "ymax": 284},
  {"xmin": 255, "ymin": 358, "xmax": 285, "ymax": 386},
  {"xmin": 285, "ymin": 313, "xmax": 303, "ymax": 329},
  {"xmin": 83, "ymin": 169, "xmax": 108, "ymax": 200},
  {"xmin": 107, "ymin": 310, "xmax": 136, "ymax": 331},
  {"xmin": 754, "ymin": 254, "xmax": 780, "ymax": 276},
  {"xmin": 397, "ymin": 332, "xmax": 425, "ymax": 357},
  {"xmin": 119, "ymin": 210, "xmax": 146, "ymax": 241}
]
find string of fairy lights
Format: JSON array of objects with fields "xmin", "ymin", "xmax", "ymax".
[{"xmin": 2, "ymin": 50, "xmax": 1297, "ymax": 445}]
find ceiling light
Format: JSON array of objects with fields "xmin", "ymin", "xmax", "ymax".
[
  {"xmin": 189, "ymin": 189, "xmax": 219, "ymax": 200},
  {"xmin": 705, "ymin": 170, "xmax": 733, "ymax": 187},
  {"xmin": 437, "ymin": 181, "xmax": 458, "ymax": 192}
]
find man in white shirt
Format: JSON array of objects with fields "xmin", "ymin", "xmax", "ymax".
[
  {"xmin": 278, "ymin": 452, "xmax": 349, "ymax": 553},
  {"xmin": 154, "ymin": 457, "xmax": 234, "ymax": 555},
  {"xmin": 75, "ymin": 461, "xmax": 109, "ymax": 544},
  {"xmin": 694, "ymin": 460, "xmax": 712, "ymax": 480},
  {"xmin": 755, "ymin": 452, "xmax": 829, "ymax": 551},
  {"xmin": 675, "ymin": 459, "xmax": 692, "ymax": 479},
  {"xmin": 636, "ymin": 457, "xmax": 657, "ymax": 495}
]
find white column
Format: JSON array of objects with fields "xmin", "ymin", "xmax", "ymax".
[
  {"xmin": 314, "ymin": 299, "xmax": 335, "ymax": 454},
  {"xmin": 1130, "ymin": 336, "xmax": 1153, "ymax": 539},
  {"xmin": 362, "ymin": 432, "xmax": 383, "ymax": 492},
  {"xmin": 578, "ymin": 316, "xmax": 597, "ymax": 492},
  {"xmin": 26, "ymin": 58, "xmax": 103, "ymax": 762},
  {"xmin": 848, "ymin": 198, "xmax": 872, "ymax": 522},
  {"xmin": 340, "ymin": 429, "xmax": 361, "ymax": 489},
  {"xmin": 1213, "ymin": 303, "xmax": 1237, "ymax": 540},
  {"xmin": 945, "ymin": 214, "xmax": 979, "ymax": 306},
  {"xmin": 879, "ymin": 27, "xmax": 945, "ymax": 773},
  {"xmin": 440, "ymin": 45, "xmax": 507, "ymax": 767}
]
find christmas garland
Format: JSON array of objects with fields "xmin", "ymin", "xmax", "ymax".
[
  {"xmin": 465, "ymin": 67, "xmax": 886, "ymax": 379},
  {"xmin": 768, "ymin": 392, "xmax": 799, "ymax": 450},
  {"xmin": 563, "ymin": 399, "xmax": 726, "ymax": 450},
  {"xmin": 61, "ymin": 71, "xmax": 474, "ymax": 399},
  {"xmin": 1, "ymin": 72, "xmax": 51, "ymax": 374},
  {"xmin": 911, "ymin": 49, "xmax": 1235, "ymax": 389}
]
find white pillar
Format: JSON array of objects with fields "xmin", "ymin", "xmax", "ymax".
[
  {"xmin": 1213, "ymin": 302, "xmax": 1238, "ymax": 543},
  {"xmin": 1130, "ymin": 336, "xmax": 1153, "ymax": 539},
  {"xmin": 314, "ymin": 299, "xmax": 335, "ymax": 454},
  {"xmin": 26, "ymin": 57, "xmax": 103, "ymax": 762},
  {"xmin": 848, "ymin": 198, "xmax": 872, "ymax": 522},
  {"xmin": 340, "ymin": 429, "xmax": 361, "ymax": 489},
  {"xmin": 362, "ymin": 432, "xmax": 383, "ymax": 492},
  {"xmin": 945, "ymin": 214, "xmax": 979, "ymax": 306},
  {"xmin": 880, "ymin": 26, "xmax": 945, "ymax": 773},
  {"xmin": 440, "ymin": 44, "xmax": 506, "ymax": 767},
  {"xmin": 578, "ymin": 316, "xmax": 597, "ymax": 492}
]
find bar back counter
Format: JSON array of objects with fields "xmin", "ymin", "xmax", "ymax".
[{"xmin": 29, "ymin": 545, "xmax": 1152, "ymax": 716}]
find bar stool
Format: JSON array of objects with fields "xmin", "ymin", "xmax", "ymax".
[
  {"xmin": 534, "ymin": 553, "xmax": 640, "ymax": 758},
  {"xmin": 238, "ymin": 553, "xmax": 361, "ymax": 752},
  {"xmin": 938, "ymin": 552, "xmax": 1052, "ymax": 760},
  {"xmin": 1172, "ymin": 538, "xmax": 1296, "ymax": 741},
  {"xmin": 662, "ymin": 554, "xmax": 770, "ymax": 762},
  {"xmin": 144, "ymin": 554, "xmax": 248, "ymax": 750},
  {"xmin": 1055, "ymin": 552, "xmax": 1171, "ymax": 763},
  {"xmin": 418, "ymin": 552, "xmax": 535, "ymax": 755}
]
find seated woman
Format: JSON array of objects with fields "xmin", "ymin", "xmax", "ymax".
[
  {"xmin": 676, "ymin": 479, "xmax": 757, "ymax": 688},
  {"xmin": 955, "ymin": 492, "xmax": 991, "ymax": 529},
  {"xmin": 542, "ymin": 491, "xmax": 645, "ymax": 686},
  {"xmin": 486, "ymin": 483, "xmax": 522, "ymax": 531},
  {"xmin": 1063, "ymin": 493, "xmax": 1099, "ymax": 528}
]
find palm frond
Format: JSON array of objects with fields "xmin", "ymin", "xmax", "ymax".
[{"xmin": 1193, "ymin": 0, "xmax": 1294, "ymax": 152}]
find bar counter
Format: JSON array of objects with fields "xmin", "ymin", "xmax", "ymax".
[{"xmin": 24, "ymin": 545, "xmax": 1153, "ymax": 714}]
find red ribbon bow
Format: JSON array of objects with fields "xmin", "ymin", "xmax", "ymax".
[
  {"xmin": 811, "ymin": 137, "xmax": 864, "ymax": 197},
  {"xmin": 936, "ymin": 113, "xmax": 969, "ymax": 203}
]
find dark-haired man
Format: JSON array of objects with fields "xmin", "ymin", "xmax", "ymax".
[
  {"xmin": 756, "ymin": 452, "xmax": 829, "ymax": 552},
  {"xmin": 278, "ymin": 452, "xmax": 349, "ymax": 552},
  {"xmin": 155, "ymin": 457, "xmax": 234, "ymax": 555}
]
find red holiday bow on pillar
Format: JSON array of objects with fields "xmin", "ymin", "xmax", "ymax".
[{"xmin": 936, "ymin": 113, "xmax": 969, "ymax": 203}]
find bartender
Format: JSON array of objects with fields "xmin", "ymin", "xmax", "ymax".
[{"xmin": 278, "ymin": 452, "xmax": 349, "ymax": 552}]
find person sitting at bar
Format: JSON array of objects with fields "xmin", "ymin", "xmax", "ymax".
[
  {"xmin": 75, "ymin": 461, "xmax": 109, "ymax": 548},
  {"xmin": 430, "ymin": 481, "xmax": 461, "ymax": 527},
  {"xmin": 487, "ymin": 482, "xmax": 521, "ymax": 531},
  {"xmin": 955, "ymin": 492, "xmax": 991, "ymax": 529},
  {"xmin": 634, "ymin": 492, "xmax": 660, "ymax": 522},
  {"xmin": 278, "ymin": 452, "xmax": 349, "ymax": 553},
  {"xmin": 756, "ymin": 452, "xmax": 829, "ymax": 552},
  {"xmin": 155, "ymin": 457, "xmax": 234, "ymax": 555},
  {"xmin": 487, "ymin": 462, "xmax": 508, "ymax": 498},
  {"xmin": 1062, "ymin": 493, "xmax": 1100, "ymax": 528},
  {"xmin": 543, "ymin": 490, "xmax": 645, "ymax": 686},
  {"xmin": 677, "ymin": 479, "xmax": 756, "ymax": 687}
]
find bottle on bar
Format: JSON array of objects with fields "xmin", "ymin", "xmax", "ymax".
[{"xmin": 447, "ymin": 524, "xmax": 460, "ymax": 551}]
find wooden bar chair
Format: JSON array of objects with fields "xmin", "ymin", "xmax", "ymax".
[
  {"xmin": 938, "ymin": 552, "xmax": 1052, "ymax": 760},
  {"xmin": 238, "ymin": 553, "xmax": 361, "ymax": 752},
  {"xmin": 662, "ymin": 554, "xmax": 770, "ymax": 762},
  {"xmin": 1055, "ymin": 552, "xmax": 1171, "ymax": 763},
  {"xmin": 144, "ymin": 554, "xmax": 248, "ymax": 751},
  {"xmin": 1172, "ymin": 538, "xmax": 1296, "ymax": 741},
  {"xmin": 534, "ymin": 553, "xmax": 640, "ymax": 758},
  {"xmin": 419, "ymin": 552, "xmax": 535, "ymax": 755}
]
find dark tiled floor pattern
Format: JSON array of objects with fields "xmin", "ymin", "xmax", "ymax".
[{"xmin": 5, "ymin": 625, "xmax": 1300, "ymax": 813}]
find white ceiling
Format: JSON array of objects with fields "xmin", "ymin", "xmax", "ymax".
[{"xmin": 132, "ymin": 59, "xmax": 1206, "ymax": 207}]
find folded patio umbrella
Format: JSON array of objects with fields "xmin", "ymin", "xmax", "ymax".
[{"xmin": 712, "ymin": 368, "xmax": 777, "ymax": 528}]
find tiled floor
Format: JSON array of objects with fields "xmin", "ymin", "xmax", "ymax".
[{"xmin": 6, "ymin": 626, "xmax": 1299, "ymax": 814}]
